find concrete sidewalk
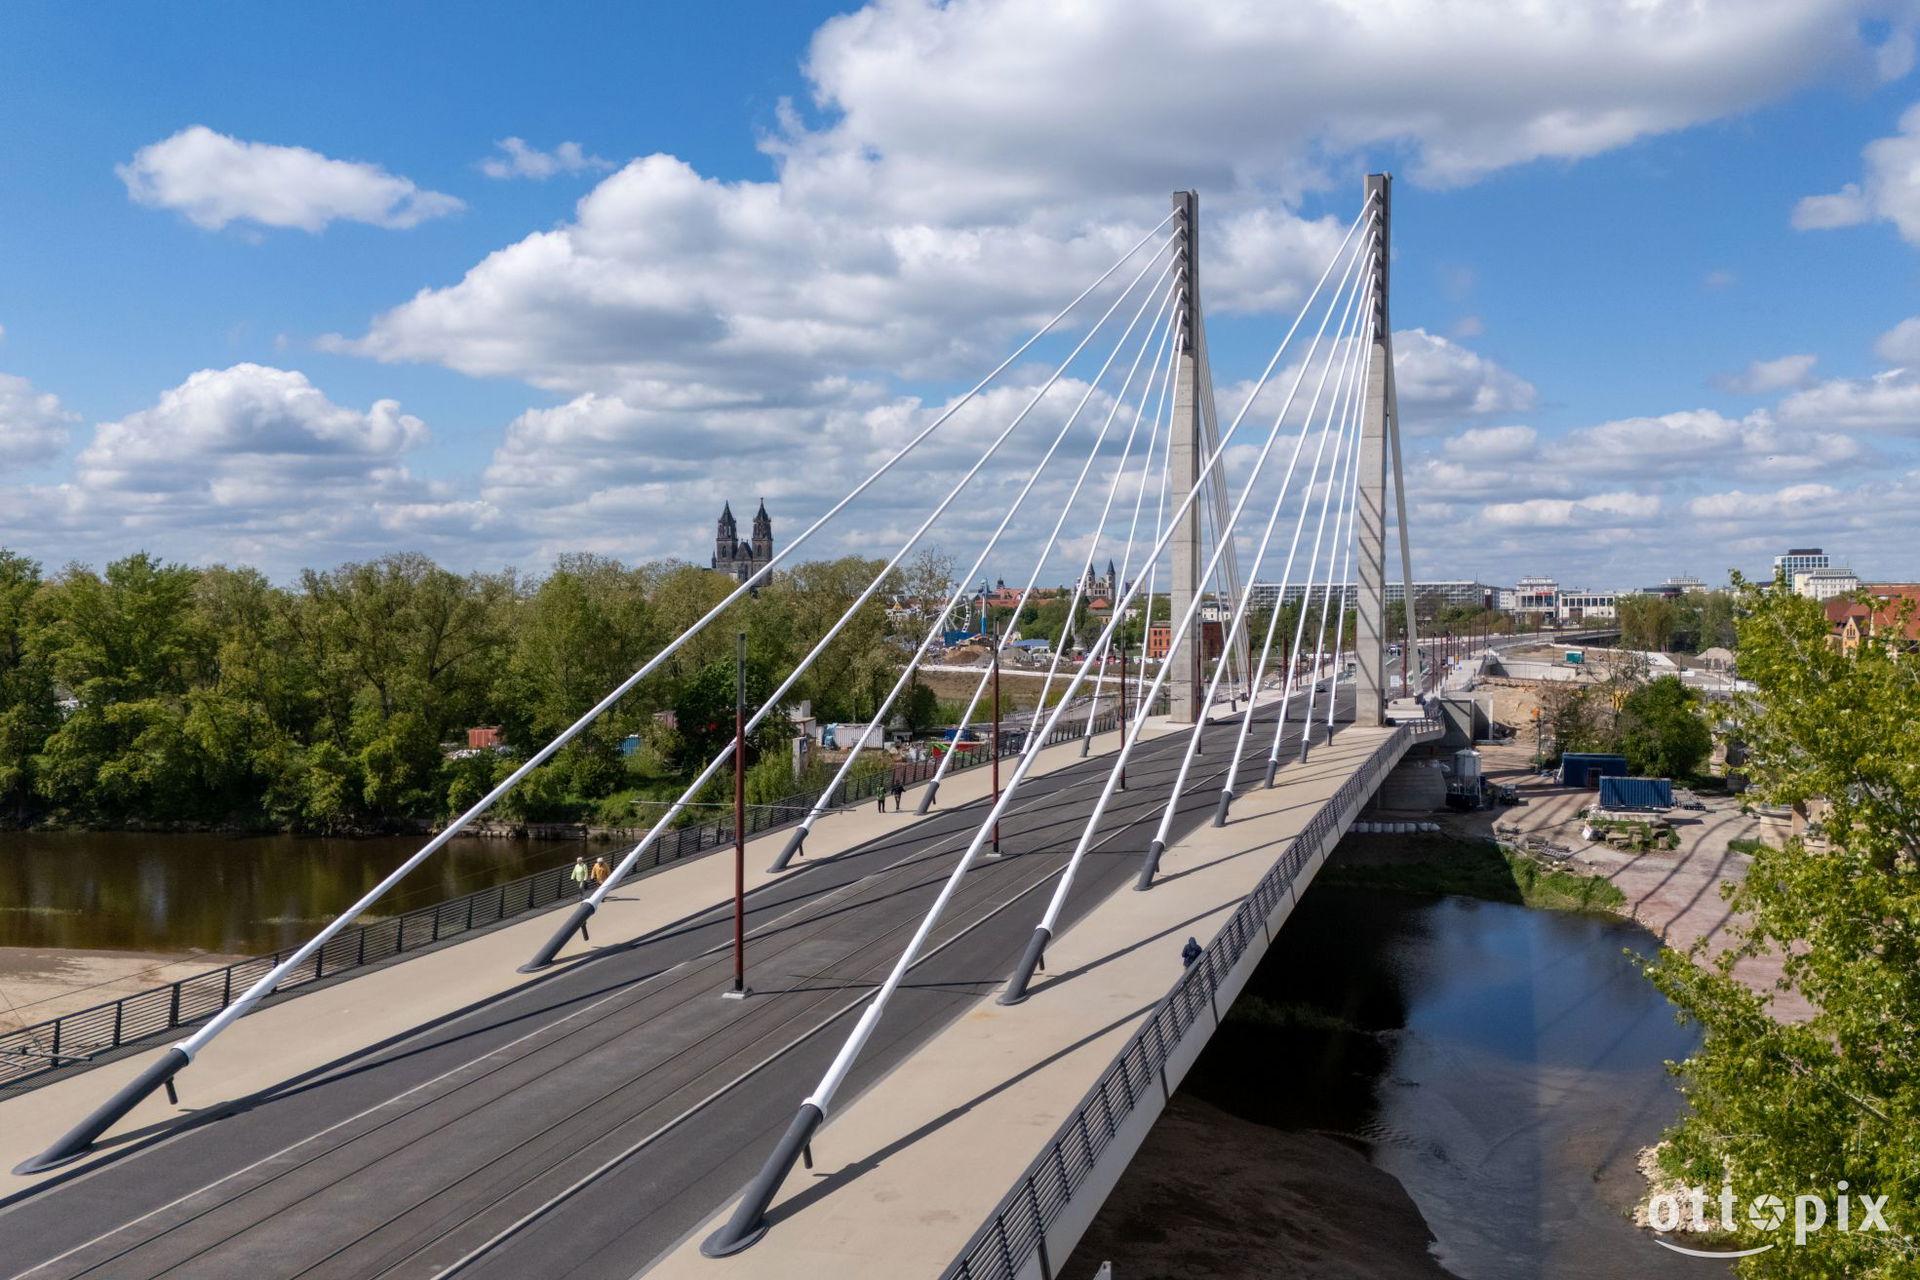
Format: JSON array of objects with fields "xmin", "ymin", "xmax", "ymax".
[
  {"xmin": 0, "ymin": 719, "xmax": 1142, "ymax": 1193},
  {"xmin": 646, "ymin": 724, "xmax": 1398, "ymax": 1279}
]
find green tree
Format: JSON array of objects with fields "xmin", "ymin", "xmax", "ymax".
[
  {"xmin": 1643, "ymin": 578, "xmax": 1920, "ymax": 1276},
  {"xmin": 1618, "ymin": 674, "xmax": 1711, "ymax": 778},
  {"xmin": 0, "ymin": 552, "xmax": 56, "ymax": 816}
]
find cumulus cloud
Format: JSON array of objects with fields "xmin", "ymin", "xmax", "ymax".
[
  {"xmin": 1778, "ymin": 369, "xmax": 1920, "ymax": 432},
  {"xmin": 21, "ymin": 364, "xmax": 483, "ymax": 569},
  {"xmin": 1390, "ymin": 329, "xmax": 1536, "ymax": 429},
  {"xmin": 118, "ymin": 126, "xmax": 462, "ymax": 232},
  {"xmin": 479, "ymin": 138, "xmax": 614, "ymax": 180},
  {"xmin": 1874, "ymin": 316, "xmax": 1920, "ymax": 363},
  {"xmin": 1792, "ymin": 103, "xmax": 1920, "ymax": 244},
  {"xmin": 1443, "ymin": 424, "xmax": 1538, "ymax": 463},
  {"xmin": 0, "ymin": 373, "xmax": 77, "ymax": 466},
  {"xmin": 1715, "ymin": 353, "xmax": 1817, "ymax": 393}
]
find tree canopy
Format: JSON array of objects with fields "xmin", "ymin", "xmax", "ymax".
[
  {"xmin": 0, "ymin": 547, "xmax": 905, "ymax": 832},
  {"xmin": 1643, "ymin": 577, "xmax": 1920, "ymax": 1276}
]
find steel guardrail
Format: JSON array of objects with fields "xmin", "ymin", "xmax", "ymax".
[{"xmin": 941, "ymin": 723, "xmax": 1423, "ymax": 1280}]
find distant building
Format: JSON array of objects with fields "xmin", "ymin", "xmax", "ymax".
[
  {"xmin": 1244, "ymin": 580, "xmax": 1493, "ymax": 612},
  {"xmin": 1793, "ymin": 567, "xmax": 1860, "ymax": 601},
  {"xmin": 712, "ymin": 500, "xmax": 774, "ymax": 583},
  {"xmin": 1514, "ymin": 576, "xmax": 1559, "ymax": 621},
  {"xmin": 1556, "ymin": 591, "xmax": 1617, "ymax": 623},
  {"xmin": 467, "ymin": 726, "xmax": 502, "ymax": 750},
  {"xmin": 1774, "ymin": 547, "xmax": 1829, "ymax": 578},
  {"xmin": 1825, "ymin": 583, "xmax": 1920, "ymax": 651},
  {"xmin": 1146, "ymin": 620, "xmax": 1224, "ymax": 661},
  {"xmin": 1661, "ymin": 576, "xmax": 1711, "ymax": 594}
]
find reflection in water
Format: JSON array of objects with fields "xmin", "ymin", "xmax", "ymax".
[
  {"xmin": 1188, "ymin": 886, "xmax": 1721, "ymax": 1280},
  {"xmin": 0, "ymin": 831, "xmax": 590, "ymax": 955}
]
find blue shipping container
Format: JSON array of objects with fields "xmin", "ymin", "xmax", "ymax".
[
  {"xmin": 1559, "ymin": 752, "xmax": 1629, "ymax": 787},
  {"xmin": 1599, "ymin": 777, "xmax": 1673, "ymax": 811}
]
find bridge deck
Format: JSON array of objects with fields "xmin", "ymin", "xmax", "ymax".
[
  {"xmin": 0, "ymin": 695, "xmax": 1357, "ymax": 1279},
  {"xmin": 646, "ymin": 722, "xmax": 1401, "ymax": 1279}
]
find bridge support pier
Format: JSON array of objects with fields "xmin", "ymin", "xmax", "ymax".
[
  {"xmin": 13, "ymin": 1046, "xmax": 191, "ymax": 1174},
  {"xmin": 519, "ymin": 900, "xmax": 596, "ymax": 973},
  {"xmin": 999, "ymin": 926, "xmax": 1051, "ymax": 1005},
  {"xmin": 700, "ymin": 1102, "xmax": 825, "ymax": 1257}
]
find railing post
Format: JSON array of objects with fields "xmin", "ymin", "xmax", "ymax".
[
  {"xmin": 168, "ymin": 983, "xmax": 181, "ymax": 1028},
  {"xmin": 112, "ymin": 1001, "xmax": 122, "ymax": 1048}
]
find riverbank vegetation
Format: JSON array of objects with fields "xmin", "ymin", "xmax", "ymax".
[
  {"xmin": 1323, "ymin": 834, "xmax": 1628, "ymax": 915},
  {"xmin": 1642, "ymin": 578, "xmax": 1920, "ymax": 1277},
  {"xmin": 1536, "ymin": 671, "xmax": 1714, "ymax": 781},
  {"xmin": 0, "ymin": 547, "xmax": 942, "ymax": 832}
]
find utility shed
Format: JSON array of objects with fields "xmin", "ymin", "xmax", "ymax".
[{"xmin": 1599, "ymin": 776, "xmax": 1673, "ymax": 811}]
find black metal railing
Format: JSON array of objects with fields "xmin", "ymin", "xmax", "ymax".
[
  {"xmin": 940, "ymin": 723, "xmax": 1417, "ymax": 1280},
  {"xmin": 0, "ymin": 706, "xmax": 1129, "ymax": 1094}
]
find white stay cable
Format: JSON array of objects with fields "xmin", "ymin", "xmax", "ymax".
[
  {"xmin": 700, "ymin": 196, "xmax": 1380, "ymax": 1258},
  {"xmin": 148, "ymin": 217, "xmax": 1181, "ymax": 1073},
  {"xmin": 1323, "ymin": 371, "xmax": 1367, "ymax": 732},
  {"xmin": 1297, "ymin": 328, "xmax": 1374, "ymax": 752},
  {"xmin": 555, "ymin": 242, "xmax": 1185, "ymax": 935},
  {"xmin": 997, "ymin": 212, "xmax": 1377, "ymax": 985},
  {"xmin": 16, "ymin": 217, "xmax": 1198, "ymax": 1184},
  {"xmin": 777, "ymin": 270, "xmax": 1180, "ymax": 855},
  {"xmin": 1264, "ymin": 309, "xmax": 1376, "ymax": 770},
  {"xmin": 907, "ymin": 284, "xmax": 1184, "ymax": 814},
  {"xmin": 1147, "ymin": 250, "xmax": 1374, "ymax": 845},
  {"xmin": 793, "ymin": 201, "xmax": 1378, "ymax": 1116},
  {"xmin": 1079, "ymin": 309, "xmax": 1184, "ymax": 738},
  {"xmin": 1226, "ymin": 305, "xmax": 1371, "ymax": 792},
  {"xmin": 1296, "ymin": 320, "xmax": 1372, "ymax": 754}
]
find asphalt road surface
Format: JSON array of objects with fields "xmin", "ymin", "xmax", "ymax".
[{"xmin": 0, "ymin": 686, "xmax": 1351, "ymax": 1280}]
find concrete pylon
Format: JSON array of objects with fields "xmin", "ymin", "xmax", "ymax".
[
  {"xmin": 1354, "ymin": 174, "xmax": 1394, "ymax": 726},
  {"xmin": 1168, "ymin": 190, "xmax": 1204, "ymax": 724}
]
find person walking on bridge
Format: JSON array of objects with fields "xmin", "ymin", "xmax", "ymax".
[
  {"xmin": 571, "ymin": 856, "xmax": 591, "ymax": 897},
  {"xmin": 590, "ymin": 856, "xmax": 610, "ymax": 889},
  {"xmin": 889, "ymin": 779, "xmax": 904, "ymax": 811}
]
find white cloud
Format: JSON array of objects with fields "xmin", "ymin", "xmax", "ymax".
[
  {"xmin": 1443, "ymin": 424, "xmax": 1538, "ymax": 463},
  {"xmin": 1792, "ymin": 103, "xmax": 1920, "ymax": 244},
  {"xmin": 15, "ymin": 364, "xmax": 482, "ymax": 569},
  {"xmin": 1874, "ymin": 316, "xmax": 1920, "ymax": 363},
  {"xmin": 1703, "ymin": 269, "xmax": 1739, "ymax": 290},
  {"xmin": 479, "ymin": 138, "xmax": 614, "ymax": 180},
  {"xmin": 1715, "ymin": 353, "xmax": 1817, "ymax": 393},
  {"xmin": 1778, "ymin": 369, "xmax": 1920, "ymax": 432},
  {"xmin": 1481, "ymin": 491, "xmax": 1662, "ymax": 529},
  {"xmin": 118, "ymin": 126, "xmax": 463, "ymax": 233},
  {"xmin": 1390, "ymin": 329, "xmax": 1536, "ymax": 429},
  {"xmin": 0, "ymin": 373, "xmax": 77, "ymax": 466}
]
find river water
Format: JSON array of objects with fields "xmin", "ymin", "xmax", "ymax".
[
  {"xmin": 0, "ymin": 830, "xmax": 590, "ymax": 955},
  {"xmin": 1183, "ymin": 884, "xmax": 1718, "ymax": 1279}
]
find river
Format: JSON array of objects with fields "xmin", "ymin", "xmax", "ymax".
[
  {"xmin": 0, "ymin": 830, "xmax": 591, "ymax": 955},
  {"xmin": 1072, "ymin": 882, "xmax": 1718, "ymax": 1279}
]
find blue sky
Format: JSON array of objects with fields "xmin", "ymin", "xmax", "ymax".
[{"xmin": 4, "ymin": 0, "xmax": 1920, "ymax": 590}]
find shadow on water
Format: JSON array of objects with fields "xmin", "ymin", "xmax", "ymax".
[
  {"xmin": 1180, "ymin": 878, "xmax": 1718, "ymax": 1280},
  {"xmin": 0, "ymin": 831, "xmax": 588, "ymax": 954}
]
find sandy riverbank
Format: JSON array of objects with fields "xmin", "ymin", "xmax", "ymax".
[
  {"xmin": 0, "ymin": 946, "xmax": 247, "ymax": 1033},
  {"xmin": 1062, "ymin": 1094, "xmax": 1453, "ymax": 1280}
]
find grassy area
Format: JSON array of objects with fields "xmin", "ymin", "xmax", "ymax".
[{"xmin": 1322, "ymin": 834, "xmax": 1627, "ymax": 916}]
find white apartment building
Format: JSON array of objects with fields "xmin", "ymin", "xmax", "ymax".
[{"xmin": 1793, "ymin": 567, "xmax": 1861, "ymax": 601}]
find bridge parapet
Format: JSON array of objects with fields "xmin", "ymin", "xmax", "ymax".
[{"xmin": 939, "ymin": 723, "xmax": 1419, "ymax": 1280}]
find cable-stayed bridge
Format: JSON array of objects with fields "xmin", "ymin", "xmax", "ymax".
[{"xmin": 0, "ymin": 176, "xmax": 1443, "ymax": 1280}]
